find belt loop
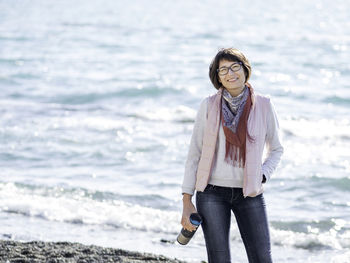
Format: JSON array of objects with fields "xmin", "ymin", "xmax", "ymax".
[{"xmin": 231, "ymin": 188, "xmax": 234, "ymax": 204}]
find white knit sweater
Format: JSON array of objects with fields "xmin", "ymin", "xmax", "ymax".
[{"xmin": 182, "ymin": 96, "xmax": 283, "ymax": 195}]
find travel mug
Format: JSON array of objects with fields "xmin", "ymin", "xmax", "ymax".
[{"xmin": 177, "ymin": 213, "xmax": 202, "ymax": 245}]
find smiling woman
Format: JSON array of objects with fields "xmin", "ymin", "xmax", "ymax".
[
  {"xmin": 209, "ymin": 48, "xmax": 252, "ymax": 94},
  {"xmin": 217, "ymin": 61, "xmax": 246, "ymax": 96},
  {"xmin": 180, "ymin": 48, "xmax": 284, "ymax": 263}
]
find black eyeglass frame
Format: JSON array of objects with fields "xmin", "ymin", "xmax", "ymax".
[{"xmin": 217, "ymin": 62, "xmax": 243, "ymax": 76}]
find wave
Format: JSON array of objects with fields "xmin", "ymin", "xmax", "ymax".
[
  {"xmin": 0, "ymin": 181, "xmax": 176, "ymax": 208},
  {"xmin": 48, "ymin": 86, "xmax": 183, "ymax": 105},
  {"xmin": 0, "ymin": 181, "xmax": 180, "ymax": 234},
  {"xmin": 270, "ymin": 227, "xmax": 349, "ymax": 252},
  {"xmin": 271, "ymin": 219, "xmax": 335, "ymax": 234},
  {"xmin": 0, "ymin": 77, "xmax": 20, "ymax": 87},
  {"xmin": 310, "ymin": 176, "xmax": 350, "ymax": 192},
  {"xmin": 280, "ymin": 118, "xmax": 350, "ymax": 141},
  {"xmin": 323, "ymin": 96, "xmax": 350, "ymax": 106},
  {"xmin": 10, "ymin": 72, "xmax": 41, "ymax": 80},
  {"xmin": 111, "ymin": 85, "xmax": 182, "ymax": 98},
  {"xmin": 126, "ymin": 105, "xmax": 195, "ymax": 123}
]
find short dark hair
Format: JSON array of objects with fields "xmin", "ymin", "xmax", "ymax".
[{"xmin": 209, "ymin": 48, "xmax": 251, "ymax": 90}]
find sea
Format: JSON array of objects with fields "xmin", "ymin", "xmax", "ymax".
[{"xmin": 0, "ymin": 0, "xmax": 349, "ymax": 262}]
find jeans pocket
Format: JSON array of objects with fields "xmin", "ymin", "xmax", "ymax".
[
  {"xmin": 196, "ymin": 185, "xmax": 216, "ymax": 200},
  {"xmin": 204, "ymin": 184, "xmax": 216, "ymax": 192}
]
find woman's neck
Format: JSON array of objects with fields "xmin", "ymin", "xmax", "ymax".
[{"xmin": 225, "ymin": 85, "xmax": 245, "ymax": 97}]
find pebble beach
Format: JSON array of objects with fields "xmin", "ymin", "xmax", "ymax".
[{"xmin": 0, "ymin": 240, "xmax": 186, "ymax": 263}]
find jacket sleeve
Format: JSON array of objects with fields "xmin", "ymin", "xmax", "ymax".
[
  {"xmin": 261, "ymin": 99, "xmax": 284, "ymax": 182},
  {"xmin": 181, "ymin": 98, "xmax": 208, "ymax": 195}
]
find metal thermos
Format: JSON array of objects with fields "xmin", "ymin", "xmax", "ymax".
[{"xmin": 177, "ymin": 213, "xmax": 202, "ymax": 245}]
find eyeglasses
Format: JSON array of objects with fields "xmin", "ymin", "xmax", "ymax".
[{"xmin": 217, "ymin": 62, "xmax": 242, "ymax": 76}]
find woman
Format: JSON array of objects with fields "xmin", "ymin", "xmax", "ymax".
[{"xmin": 181, "ymin": 48, "xmax": 283, "ymax": 263}]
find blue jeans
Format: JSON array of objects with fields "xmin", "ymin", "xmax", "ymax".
[{"xmin": 196, "ymin": 184, "xmax": 272, "ymax": 263}]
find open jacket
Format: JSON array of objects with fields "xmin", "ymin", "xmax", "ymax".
[{"xmin": 182, "ymin": 86, "xmax": 284, "ymax": 197}]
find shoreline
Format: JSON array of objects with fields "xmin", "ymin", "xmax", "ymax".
[{"xmin": 0, "ymin": 240, "xmax": 188, "ymax": 263}]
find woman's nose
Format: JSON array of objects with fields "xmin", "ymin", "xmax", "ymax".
[{"xmin": 228, "ymin": 68, "xmax": 235, "ymax": 75}]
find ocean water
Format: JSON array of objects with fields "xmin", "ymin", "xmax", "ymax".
[{"xmin": 1, "ymin": 0, "xmax": 350, "ymax": 262}]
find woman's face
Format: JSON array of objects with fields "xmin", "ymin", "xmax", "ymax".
[{"xmin": 218, "ymin": 59, "xmax": 246, "ymax": 96}]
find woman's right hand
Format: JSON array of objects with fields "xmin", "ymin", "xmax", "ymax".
[{"xmin": 181, "ymin": 194, "xmax": 198, "ymax": 232}]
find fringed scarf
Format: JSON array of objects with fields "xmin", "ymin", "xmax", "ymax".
[{"xmin": 221, "ymin": 85, "xmax": 253, "ymax": 167}]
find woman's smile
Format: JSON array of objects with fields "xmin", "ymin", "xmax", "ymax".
[{"xmin": 227, "ymin": 77, "xmax": 238, "ymax": 82}]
